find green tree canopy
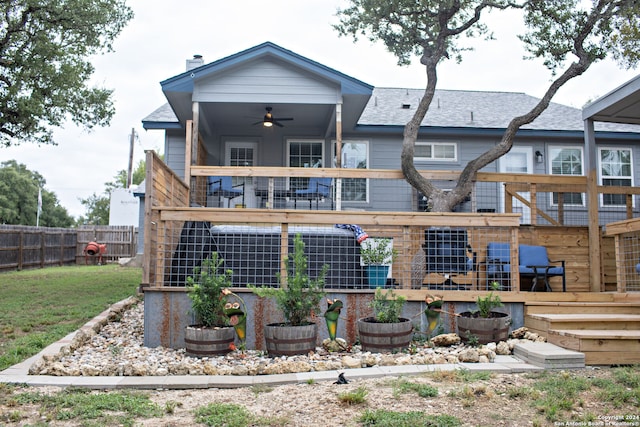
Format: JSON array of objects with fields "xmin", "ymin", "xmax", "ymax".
[
  {"xmin": 0, "ymin": 0, "xmax": 134, "ymax": 147},
  {"xmin": 0, "ymin": 160, "xmax": 74, "ymax": 226},
  {"xmin": 335, "ymin": 0, "xmax": 640, "ymax": 212}
]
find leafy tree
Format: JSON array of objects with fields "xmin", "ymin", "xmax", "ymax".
[
  {"xmin": 0, "ymin": 160, "xmax": 74, "ymax": 226},
  {"xmin": 78, "ymin": 158, "xmax": 147, "ymax": 225},
  {"xmin": 335, "ymin": 0, "xmax": 640, "ymax": 212},
  {"xmin": 78, "ymin": 192, "xmax": 110, "ymax": 225},
  {"xmin": 0, "ymin": 0, "xmax": 134, "ymax": 147}
]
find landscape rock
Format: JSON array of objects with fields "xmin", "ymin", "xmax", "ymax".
[
  {"xmin": 496, "ymin": 341, "xmax": 511, "ymax": 355},
  {"xmin": 322, "ymin": 338, "xmax": 349, "ymax": 352},
  {"xmin": 431, "ymin": 333, "xmax": 461, "ymax": 347},
  {"xmin": 458, "ymin": 348, "xmax": 479, "ymax": 363},
  {"xmin": 341, "ymin": 356, "xmax": 362, "ymax": 369}
]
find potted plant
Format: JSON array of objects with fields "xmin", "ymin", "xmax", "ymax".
[
  {"xmin": 457, "ymin": 281, "xmax": 511, "ymax": 345},
  {"xmin": 357, "ymin": 287, "xmax": 413, "ymax": 352},
  {"xmin": 360, "ymin": 237, "xmax": 398, "ymax": 288},
  {"xmin": 251, "ymin": 233, "xmax": 328, "ymax": 356},
  {"xmin": 185, "ymin": 252, "xmax": 236, "ymax": 356}
]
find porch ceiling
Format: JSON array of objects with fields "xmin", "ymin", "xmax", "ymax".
[
  {"xmin": 582, "ymin": 74, "xmax": 640, "ymax": 124},
  {"xmin": 199, "ymin": 102, "xmax": 334, "ymax": 132}
]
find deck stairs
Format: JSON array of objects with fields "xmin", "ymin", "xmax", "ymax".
[{"xmin": 524, "ymin": 299, "xmax": 640, "ymax": 365}]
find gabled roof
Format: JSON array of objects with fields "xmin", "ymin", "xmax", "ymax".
[
  {"xmin": 154, "ymin": 42, "xmax": 373, "ymax": 132},
  {"xmin": 160, "ymin": 41, "xmax": 373, "ymax": 96}
]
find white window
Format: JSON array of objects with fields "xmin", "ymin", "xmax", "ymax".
[
  {"xmin": 549, "ymin": 146, "xmax": 584, "ymax": 206},
  {"xmin": 333, "ymin": 140, "xmax": 369, "ymax": 202},
  {"xmin": 599, "ymin": 147, "xmax": 633, "ymax": 207},
  {"xmin": 499, "ymin": 147, "xmax": 533, "ymax": 223},
  {"xmin": 414, "ymin": 142, "xmax": 457, "ymax": 161},
  {"xmin": 287, "ymin": 140, "xmax": 324, "ymax": 191},
  {"xmin": 225, "ymin": 141, "xmax": 257, "ymax": 186}
]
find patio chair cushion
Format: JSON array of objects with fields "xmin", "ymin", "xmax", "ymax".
[
  {"xmin": 519, "ymin": 244, "xmax": 563, "ymax": 275},
  {"xmin": 486, "ymin": 242, "xmax": 511, "ymax": 274},
  {"xmin": 519, "ymin": 244, "xmax": 548, "ymax": 266}
]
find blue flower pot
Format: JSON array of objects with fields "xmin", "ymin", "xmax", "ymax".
[{"xmin": 366, "ymin": 265, "xmax": 389, "ymax": 288}]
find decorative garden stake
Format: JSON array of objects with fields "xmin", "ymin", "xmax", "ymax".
[
  {"xmin": 424, "ymin": 294, "xmax": 444, "ymax": 337},
  {"xmin": 222, "ymin": 288, "xmax": 247, "ymax": 350},
  {"xmin": 324, "ymin": 298, "xmax": 343, "ymax": 341}
]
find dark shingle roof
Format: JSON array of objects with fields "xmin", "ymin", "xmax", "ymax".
[
  {"xmin": 143, "ymin": 103, "xmax": 177, "ymax": 123},
  {"xmin": 358, "ymin": 88, "xmax": 640, "ymax": 133}
]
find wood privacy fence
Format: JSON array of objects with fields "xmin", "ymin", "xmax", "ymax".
[{"xmin": 0, "ymin": 225, "xmax": 137, "ymax": 271}]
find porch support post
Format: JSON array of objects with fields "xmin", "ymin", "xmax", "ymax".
[
  {"xmin": 335, "ymin": 101, "xmax": 343, "ymax": 211},
  {"xmin": 185, "ymin": 120, "xmax": 193, "ymax": 183},
  {"xmin": 584, "ymin": 118, "xmax": 602, "ymax": 292},
  {"xmin": 189, "ymin": 101, "xmax": 200, "ymax": 187}
]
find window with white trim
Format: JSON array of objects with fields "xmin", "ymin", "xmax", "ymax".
[
  {"xmin": 333, "ymin": 140, "xmax": 369, "ymax": 202},
  {"xmin": 549, "ymin": 146, "xmax": 584, "ymax": 206},
  {"xmin": 599, "ymin": 147, "xmax": 633, "ymax": 206},
  {"xmin": 225, "ymin": 141, "xmax": 257, "ymax": 186},
  {"xmin": 287, "ymin": 140, "xmax": 324, "ymax": 191},
  {"xmin": 414, "ymin": 142, "xmax": 457, "ymax": 161}
]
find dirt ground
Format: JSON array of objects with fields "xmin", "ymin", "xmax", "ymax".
[{"xmin": 2, "ymin": 367, "xmax": 638, "ymax": 426}]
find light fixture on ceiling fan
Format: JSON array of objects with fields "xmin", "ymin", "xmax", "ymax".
[{"xmin": 254, "ymin": 107, "xmax": 293, "ymax": 128}]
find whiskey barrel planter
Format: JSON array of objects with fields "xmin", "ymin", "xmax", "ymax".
[
  {"xmin": 264, "ymin": 323, "xmax": 318, "ymax": 356},
  {"xmin": 184, "ymin": 325, "xmax": 235, "ymax": 357},
  {"xmin": 357, "ymin": 317, "xmax": 413, "ymax": 353},
  {"xmin": 457, "ymin": 311, "xmax": 511, "ymax": 345}
]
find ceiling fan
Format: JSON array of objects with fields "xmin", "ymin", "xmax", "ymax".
[{"xmin": 253, "ymin": 107, "xmax": 293, "ymax": 128}]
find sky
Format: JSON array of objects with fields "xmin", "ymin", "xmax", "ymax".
[{"xmin": 1, "ymin": 0, "xmax": 638, "ymax": 219}]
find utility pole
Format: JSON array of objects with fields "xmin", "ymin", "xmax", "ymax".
[{"xmin": 127, "ymin": 128, "xmax": 135, "ymax": 188}]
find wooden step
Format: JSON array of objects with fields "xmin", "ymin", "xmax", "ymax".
[
  {"xmin": 525, "ymin": 313, "xmax": 640, "ymax": 334},
  {"xmin": 524, "ymin": 300, "xmax": 640, "ymax": 365},
  {"xmin": 547, "ymin": 329, "xmax": 640, "ymax": 365},
  {"xmin": 525, "ymin": 302, "xmax": 640, "ymax": 315}
]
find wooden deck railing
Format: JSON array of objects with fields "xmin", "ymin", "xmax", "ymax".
[
  {"xmin": 604, "ymin": 217, "xmax": 640, "ymax": 292},
  {"xmin": 191, "ymin": 167, "xmax": 640, "ymax": 223}
]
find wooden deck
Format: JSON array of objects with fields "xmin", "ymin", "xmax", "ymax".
[{"xmin": 142, "ymin": 152, "xmax": 640, "ymax": 363}]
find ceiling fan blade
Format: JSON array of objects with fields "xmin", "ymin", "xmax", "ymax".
[
  {"xmin": 273, "ymin": 117, "xmax": 294, "ymax": 121},
  {"xmin": 273, "ymin": 120, "xmax": 284, "ymax": 127}
]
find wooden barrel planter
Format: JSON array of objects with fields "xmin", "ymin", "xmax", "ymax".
[
  {"xmin": 184, "ymin": 325, "xmax": 235, "ymax": 357},
  {"xmin": 264, "ymin": 323, "xmax": 318, "ymax": 356},
  {"xmin": 457, "ymin": 311, "xmax": 511, "ymax": 345},
  {"xmin": 357, "ymin": 317, "xmax": 413, "ymax": 353}
]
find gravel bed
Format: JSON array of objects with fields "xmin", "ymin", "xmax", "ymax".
[{"xmin": 29, "ymin": 298, "xmax": 544, "ymax": 376}]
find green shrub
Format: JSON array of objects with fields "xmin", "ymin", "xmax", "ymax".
[
  {"xmin": 251, "ymin": 234, "xmax": 327, "ymax": 326},
  {"xmin": 186, "ymin": 252, "xmax": 231, "ymax": 327},
  {"xmin": 370, "ymin": 287, "xmax": 406, "ymax": 323}
]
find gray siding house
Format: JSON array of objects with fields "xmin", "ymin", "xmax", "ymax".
[{"xmin": 142, "ymin": 42, "xmax": 640, "ymax": 222}]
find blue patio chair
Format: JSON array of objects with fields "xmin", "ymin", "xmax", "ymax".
[
  {"xmin": 519, "ymin": 244, "xmax": 566, "ymax": 292},
  {"xmin": 207, "ymin": 176, "xmax": 244, "ymax": 208},
  {"xmin": 293, "ymin": 177, "xmax": 333, "ymax": 210},
  {"xmin": 485, "ymin": 242, "xmax": 512, "ymax": 291},
  {"xmin": 636, "ymin": 261, "xmax": 640, "ymax": 274}
]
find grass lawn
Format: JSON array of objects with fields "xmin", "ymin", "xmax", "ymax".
[{"xmin": 0, "ymin": 265, "xmax": 141, "ymax": 371}]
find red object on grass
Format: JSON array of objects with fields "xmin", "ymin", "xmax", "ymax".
[{"xmin": 84, "ymin": 241, "xmax": 107, "ymax": 265}]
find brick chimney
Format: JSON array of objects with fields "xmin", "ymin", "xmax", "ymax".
[{"xmin": 186, "ymin": 54, "xmax": 204, "ymax": 71}]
